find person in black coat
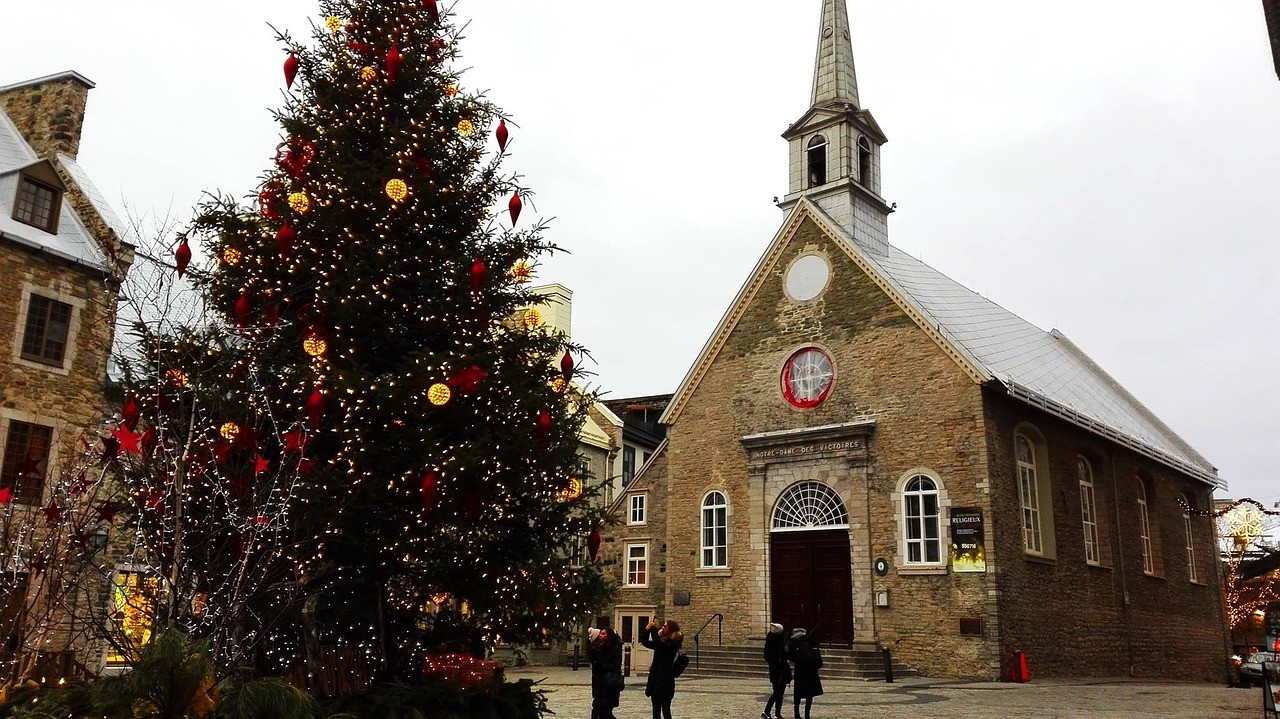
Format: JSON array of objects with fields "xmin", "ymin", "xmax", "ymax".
[
  {"xmin": 587, "ymin": 616, "xmax": 624, "ymax": 719},
  {"xmin": 785, "ymin": 628, "xmax": 823, "ymax": 719},
  {"xmin": 762, "ymin": 623, "xmax": 791, "ymax": 719},
  {"xmin": 640, "ymin": 619, "xmax": 683, "ymax": 719}
]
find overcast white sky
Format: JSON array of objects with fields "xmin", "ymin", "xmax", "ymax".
[{"xmin": 2, "ymin": 2, "xmax": 1277, "ymax": 503}]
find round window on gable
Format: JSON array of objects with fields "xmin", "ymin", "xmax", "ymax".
[
  {"xmin": 784, "ymin": 253, "xmax": 830, "ymax": 303},
  {"xmin": 781, "ymin": 347, "xmax": 835, "ymax": 409}
]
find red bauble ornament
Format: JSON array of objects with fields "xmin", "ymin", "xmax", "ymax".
[
  {"xmin": 496, "ymin": 119, "xmax": 509, "ymax": 151},
  {"xmin": 424, "ymin": 0, "xmax": 439, "ymax": 22},
  {"xmin": 266, "ymin": 304, "xmax": 281, "ymax": 328},
  {"xmin": 421, "ymin": 471, "xmax": 439, "ymax": 512},
  {"xmin": 447, "ymin": 365, "xmax": 489, "ymax": 393},
  {"xmin": 277, "ymin": 224, "xmax": 297, "ymax": 260},
  {"xmin": 386, "ymin": 44, "xmax": 402, "ymax": 83},
  {"xmin": 347, "ymin": 41, "xmax": 373, "ymax": 58},
  {"xmin": 508, "ymin": 191, "xmax": 522, "ymax": 226},
  {"xmin": 306, "ymin": 387, "xmax": 325, "ymax": 429},
  {"xmin": 122, "ymin": 396, "xmax": 140, "ymax": 431},
  {"xmin": 234, "ymin": 291, "xmax": 251, "ymax": 329},
  {"xmin": 536, "ymin": 409, "xmax": 552, "ymax": 441},
  {"xmin": 175, "ymin": 237, "xmax": 192, "ymax": 278},
  {"xmin": 284, "ymin": 53, "xmax": 300, "ymax": 88},
  {"xmin": 560, "ymin": 349, "xmax": 574, "ymax": 383},
  {"xmin": 587, "ymin": 529, "xmax": 602, "ymax": 562},
  {"xmin": 470, "ymin": 257, "xmax": 487, "ymax": 297},
  {"xmin": 259, "ymin": 182, "xmax": 282, "ymax": 220}
]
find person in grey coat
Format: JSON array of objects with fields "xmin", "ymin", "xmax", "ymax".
[{"xmin": 785, "ymin": 628, "xmax": 823, "ymax": 719}]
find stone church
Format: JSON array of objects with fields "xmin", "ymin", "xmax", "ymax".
[{"xmin": 603, "ymin": 0, "xmax": 1228, "ymax": 681}]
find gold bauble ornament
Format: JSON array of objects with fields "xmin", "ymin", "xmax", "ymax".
[
  {"xmin": 287, "ymin": 192, "xmax": 311, "ymax": 213},
  {"xmin": 222, "ymin": 247, "xmax": 242, "ymax": 265},
  {"xmin": 385, "ymin": 178, "xmax": 408, "ymax": 202},
  {"xmin": 522, "ymin": 308, "xmax": 543, "ymax": 329},
  {"xmin": 219, "ymin": 422, "xmax": 241, "ymax": 441},
  {"xmin": 302, "ymin": 336, "xmax": 328, "ymax": 357},
  {"xmin": 361, "ymin": 66, "xmax": 377, "ymax": 82},
  {"xmin": 427, "ymin": 383, "xmax": 452, "ymax": 406},
  {"xmin": 510, "ymin": 259, "xmax": 533, "ymax": 283},
  {"xmin": 558, "ymin": 478, "xmax": 583, "ymax": 502},
  {"xmin": 325, "ymin": 16, "xmax": 342, "ymax": 33},
  {"xmin": 457, "ymin": 119, "xmax": 475, "ymax": 136},
  {"xmin": 444, "ymin": 84, "xmax": 459, "ymax": 98},
  {"xmin": 164, "ymin": 368, "xmax": 187, "ymax": 388}
]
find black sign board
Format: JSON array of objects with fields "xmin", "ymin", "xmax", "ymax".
[
  {"xmin": 949, "ymin": 507, "xmax": 986, "ymax": 573},
  {"xmin": 1268, "ymin": 604, "xmax": 1280, "ymax": 639}
]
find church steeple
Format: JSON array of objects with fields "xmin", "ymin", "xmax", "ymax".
[
  {"xmin": 811, "ymin": 0, "xmax": 860, "ymax": 109},
  {"xmin": 778, "ymin": 0, "xmax": 891, "ymax": 253}
]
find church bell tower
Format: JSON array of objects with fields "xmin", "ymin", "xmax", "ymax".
[{"xmin": 778, "ymin": 0, "xmax": 892, "ymax": 254}]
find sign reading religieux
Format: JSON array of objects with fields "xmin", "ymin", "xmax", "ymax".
[{"xmin": 950, "ymin": 507, "xmax": 986, "ymax": 573}]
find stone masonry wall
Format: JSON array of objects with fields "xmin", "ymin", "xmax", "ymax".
[
  {"xmin": 662, "ymin": 216, "xmax": 1001, "ymax": 679},
  {"xmin": 984, "ymin": 392, "xmax": 1228, "ymax": 681}
]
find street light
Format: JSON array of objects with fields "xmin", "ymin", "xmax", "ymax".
[{"xmin": 89, "ymin": 527, "xmax": 109, "ymax": 553}]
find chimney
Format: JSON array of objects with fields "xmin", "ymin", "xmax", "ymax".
[{"xmin": 0, "ymin": 71, "xmax": 95, "ymax": 160}]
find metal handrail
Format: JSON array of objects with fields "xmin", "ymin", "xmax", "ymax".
[{"xmin": 692, "ymin": 612, "xmax": 724, "ymax": 669}]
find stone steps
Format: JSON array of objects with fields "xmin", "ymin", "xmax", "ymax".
[{"xmin": 674, "ymin": 644, "xmax": 918, "ymax": 682}]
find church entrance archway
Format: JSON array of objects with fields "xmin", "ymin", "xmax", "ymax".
[{"xmin": 769, "ymin": 482, "xmax": 853, "ymax": 647}]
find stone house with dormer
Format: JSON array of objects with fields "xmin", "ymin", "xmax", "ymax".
[
  {"xmin": 0, "ymin": 71, "xmax": 134, "ymax": 678},
  {"xmin": 601, "ymin": 0, "xmax": 1228, "ymax": 681}
]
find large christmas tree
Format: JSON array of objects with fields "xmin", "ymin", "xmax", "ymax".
[{"xmin": 122, "ymin": 0, "xmax": 611, "ymax": 683}]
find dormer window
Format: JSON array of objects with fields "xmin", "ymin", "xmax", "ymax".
[
  {"xmin": 14, "ymin": 175, "xmax": 61, "ymax": 234},
  {"xmin": 857, "ymin": 136, "xmax": 872, "ymax": 187},
  {"xmin": 806, "ymin": 135, "xmax": 827, "ymax": 188}
]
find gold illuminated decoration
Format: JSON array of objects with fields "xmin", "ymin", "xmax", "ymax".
[
  {"xmin": 1227, "ymin": 504, "xmax": 1266, "ymax": 542},
  {"xmin": 325, "ymin": 16, "xmax": 342, "ymax": 32},
  {"xmin": 551, "ymin": 377, "xmax": 567, "ymax": 394},
  {"xmin": 457, "ymin": 119, "xmax": 475, "ymax": 136},
  {"xmin": 302, "ymin": 335, "xmax": 328, "ymax": 358},
  {"xmin": 164, "ymin": 368, "xmax": 188, "ymax": 387},
  {"xmin": 427, "ymin": 383, "xmax": 452, "ymax": 406},
  {"xmin": 510, "ymin": 259, "xmax": 533, "ymax": 283},
  {"xmin": 522, "ymin": 308, "xmax": 543, "ymax": 329},
  {"xmin": 559, "ymin": 478, "xmax": 583, "ymax": 502},
  {"xmin": 430, "ymin": 592, "xmax": 450, "ymax": 606},
  {"xmin": 107, "ymin": 572, "xmax": 157, "ymax": 665},
  {"xmin": 361, "ymin": 66, "xmax": 377, "ymax": 82},
  {"xmin": 219, "ymin": 422, "xmax": 241, "ymax": 441},
  {"xmin": 385, "ymin": 178, "xmax": 409, "ymax": 202},
  {"xmin": 444, "ymin": 84, "xmax": 459, "ymax": 98},
  {"xmin": 221, "ymin": 247, "xmax": 242, "ymax": 265},
  {"xmin": 287, "ymin": 192, "xmax": 311, "ymax": 213}
]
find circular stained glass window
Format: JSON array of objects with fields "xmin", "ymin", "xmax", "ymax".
[{"xmin": 781, "ymin": 347, "xmax": 835, "ymax": 408}]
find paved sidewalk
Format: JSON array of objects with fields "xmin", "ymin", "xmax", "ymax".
[{"xmin": 505, "ymin": 666, "xmax": 1260, "ymax": 718}]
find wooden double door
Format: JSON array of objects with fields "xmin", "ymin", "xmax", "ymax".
[{"xmin": 769, "ymin": 529, "xmax": 853, "ymax": 647}]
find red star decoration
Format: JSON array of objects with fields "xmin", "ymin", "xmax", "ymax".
[
  {"xmin": 147, "ymin": 492, "xmax": 166, "ymax": 517},
  {"xmin": 298, "ymin": 458, "xmax": 317, "ymax": 476},
  {"xmin": 214, "ymin": 440, "xmax": 233, "ymax": 465},
  {"xmin": 42, "ymin": 502, "xmax": 65, "ymax": 524},
  {"xmin": 13, "ymin": 454, "xmax": 43, "ymax": 479},
  {"xmin": 254, "ymin": 456, "xmax": 270, "ymax": 475},
  {"xmin": 0, "ymin": 487, "xmax": 13, "ymax": 506},
  {"xmin": 99, "ymin": 436, "xmax": 120, "ymax": 464},
  {"xmin": 282, "ymin": 428, "xmax": 308, "ymax": 454},
  {"xmin": 95, "ymin": 503, "xmax": 120, "ymax": 523},
  {"xmin": 234, "ymin": 426, "xmax": 261, "ymax": 450},
  {"xmin": 252, "ymin": 515, "xmax": 271, "ymax": 527},
  {"xmin": 69, "ymin": 473, "xmax": 92, "ymax": 495},
  {"xmin": 447, "ymin": 365, "xmax": 489, "ymax": 393},
  {"xmin": 28, "ymin": 555, "xmax": 48, "ymax": 576},
  {"xmin": 112, "ymin": 426, "xmax": 142, "ymax": 454}
]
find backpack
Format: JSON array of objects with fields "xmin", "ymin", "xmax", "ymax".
[
  {"xmin": 672, "ymin": 651, "xmax": 690, "ymax": 678},
  {"xmin": 790, "ymin": 637, "xmax": 814, "ymax": 665}
]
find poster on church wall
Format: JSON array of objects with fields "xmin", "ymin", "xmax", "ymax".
[{"xmin": 950, "ymin": 507, "xmax": 986, "ymax": 573}]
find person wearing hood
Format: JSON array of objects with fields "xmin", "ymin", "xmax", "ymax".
[
  {"xmin": 762, "ymin": 623, "xmax": 791, "ymax": 719},
  {"xmin": 785, "ymin": 627, "xmax": 823, "ymax": 719},
  {"xmin": 640, "ymin": 619, "xmax": 684, "ymax": 719},
  {"xmin": 587, "ymin": 616, "xmax": 624, "ymax": 719}
]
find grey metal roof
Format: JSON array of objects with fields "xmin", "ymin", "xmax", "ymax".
[
  {"xmin": 0, "ymin": 107, "xmax": 111, "ymax": 271},
  {"xmin": 815, "ymin": 203, "xmax": 1220, "ymax": 486}
]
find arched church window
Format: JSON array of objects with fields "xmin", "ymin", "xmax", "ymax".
[
  {"xmin": 772, "ymin": 482, "xmax": 849, "ymax": 531},
  {"xmin": 902, "ymin": 475, "xmax": 940, "ymax": 564},
  {"xmin": 701, "ymin": 491, "xmax": 728, "ymax": 568},
  {"xmin": 857, "ymin": 136, "xmax": 872, "ymax": 187},
  {"xmin": 807, "ymin": 135, "xmax": 827, "ymax": 188}
]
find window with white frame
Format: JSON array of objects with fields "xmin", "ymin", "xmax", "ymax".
[
  {"xmin": 902, "ymin": 475, "xmax": 941, "ymax": 564},
  {"xmin": 1136, "ymin": 479, "xmax": 1154, "ymax": 574},
  {"xmin": 1015, "ymin": 434, "xmax": 1043, "ymax": 555},
  {"xmin": 1078, "ymin": 457, "xmax": 1101, "ymax": 565},
  {"xmin": 1183, "ymin": 496, "xmax": 1198, "ymax": 583},
  {"xmin": 701, "ymin": 491, "xmax": 728, "ymax": 568},
  {"xmin": 625, "ymin": 543, "xmax": 648, "ymax": 587},
  {"xmin": 629, "ymin": 494, "xmax": 646, "ymax": 525}
]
